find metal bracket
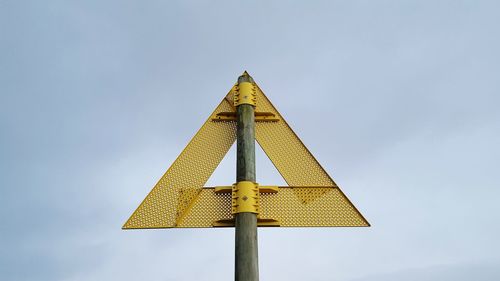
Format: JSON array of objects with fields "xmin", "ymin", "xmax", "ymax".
[
  {"xmin": 234, "ymin": 82, "xmax": 257, "ymax": 107},
  {"xmin": 215, "ymin": 185, "xmax": 279, "ymax": 194},
  {"xmin": 232, "ymin": 181, "xmax": 259, "ymax": 214},
  {"xmin": 212, "ymin": 183, "xmax": 279, "ymax": 227},
  {"xmin": 212, "ymin": 111, "xmax": 280, "ymax": 122},
  {"xmin": 213, "ymin": 218, "xmax": 280, "ymax": 227}
]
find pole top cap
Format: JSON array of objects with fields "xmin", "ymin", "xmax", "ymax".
[{"xmin": 238, "ymin": 71, "xmax": 254, "ymax": 84}]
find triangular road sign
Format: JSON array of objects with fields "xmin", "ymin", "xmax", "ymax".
[{"xmin": 123, "ymin": 75, "xmax": 369, "ymax": 229}]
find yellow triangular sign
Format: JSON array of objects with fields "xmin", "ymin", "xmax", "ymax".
[{"xmin": 123, "ymin": 76, "xmax": 369, "ymax": 229}]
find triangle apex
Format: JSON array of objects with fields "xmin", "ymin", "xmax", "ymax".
[{"xmin": 238, "ymin": 71, "xmax": 255, "ymax": 83}]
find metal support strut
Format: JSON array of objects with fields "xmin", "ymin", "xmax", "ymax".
[{"xmin": 234, "ymin": 71, "xmax": 259, "ymax": 281}]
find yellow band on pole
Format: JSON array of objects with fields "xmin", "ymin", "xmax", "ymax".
[
  {"xmin": 232, "ymin": 181, "xmax": 259, "ymax": 214},
  {"xmin": 234, "ymin": 82, "xmax": 257, "ymax": 106}
]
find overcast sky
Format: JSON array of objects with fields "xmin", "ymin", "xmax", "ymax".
[{"xmin": 1, "ymin": 1, "xmax": 499, "ymax": 281}]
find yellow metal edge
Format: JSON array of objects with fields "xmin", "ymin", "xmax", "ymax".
[
  {"xmin": 259, "ymin": 186, "xmax": 279, "ymax": 193},
  {"xmin": 214, "ymin": 186, "xmax": 233, "ymax": 194}
]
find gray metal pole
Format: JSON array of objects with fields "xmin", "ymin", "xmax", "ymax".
[{"xmin": 235, "ymin": 73, "xmax": 259, "ymax": 281}]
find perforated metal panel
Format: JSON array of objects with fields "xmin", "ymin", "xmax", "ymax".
[
  {"xmin": 123, "ymin": 80, "xmax": 369, "ymax": 229},
  {"xmin": 254, "ymin": 86, "xmax": 336, "ymax": 187},
  {"xmin": 173, "ymin": 187, "xmax": 368, "ymax": 228},
  {"xmin": 123, "ymin": 98, "xmax": 236, "ymax": 229}
]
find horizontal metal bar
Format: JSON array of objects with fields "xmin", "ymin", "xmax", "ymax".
[{"xmin": 214, "ymin": 185, "xmax": 279, "ymax": 194}]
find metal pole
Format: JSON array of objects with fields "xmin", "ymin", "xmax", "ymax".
[{"xmin": 235, "ymin": 72, "xmax": 259, "ymax": 281}]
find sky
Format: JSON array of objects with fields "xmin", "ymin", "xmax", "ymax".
[{"xmin": 1, "ymin": 1, "xmax": 499, "ymax": 280}]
